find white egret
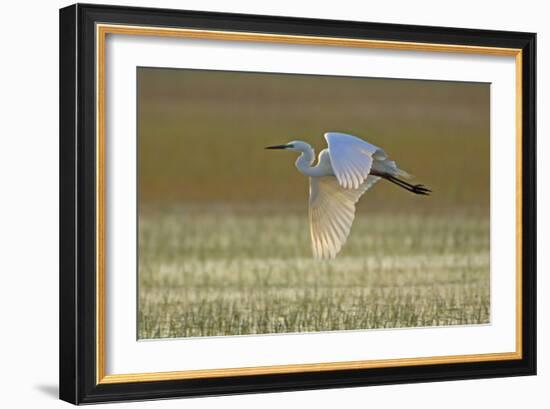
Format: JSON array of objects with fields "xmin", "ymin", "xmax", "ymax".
[{"xmin": 266, "ymin": 132, "xmax": 430, "ymax": 259}]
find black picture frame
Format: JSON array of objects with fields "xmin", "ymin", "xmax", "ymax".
[{"xmin": 60, "ymin": 3, "xmax": 536, "ymax": 404}]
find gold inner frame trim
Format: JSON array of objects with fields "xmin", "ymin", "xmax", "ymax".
[{"xmin": 95, "ymin": 23, "xmax": 523, "ymax": 385}]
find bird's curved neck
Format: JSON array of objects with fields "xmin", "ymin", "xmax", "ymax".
[{"xmin": 294, "ymin": 144, "xmax": 316, "ymax": 176}]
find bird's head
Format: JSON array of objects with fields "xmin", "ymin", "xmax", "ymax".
[{"xmin": 265, "ymin": 140, "xmax": 309, "ymax": 152}]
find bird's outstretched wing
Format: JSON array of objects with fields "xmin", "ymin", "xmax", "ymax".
[
  {"xmin": 309, "ymin": 175, "xmax": 379, "ymax": 259},
  {"xmin": 324, "ymin": 132, "xmax": 386, "ymax": 189}
]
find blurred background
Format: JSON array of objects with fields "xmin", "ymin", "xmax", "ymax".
[
  {"xmin": 138, "ymin": 68, "xmax": 489, "ymax": 213},
  {"xmin": 137, "ymin": 67, "xmax": 490, "ymax": 339}
]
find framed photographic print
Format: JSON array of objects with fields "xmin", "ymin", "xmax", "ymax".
[{"xmin": 59, "ymin": 3, "xmax": 536, "ymax": 404}]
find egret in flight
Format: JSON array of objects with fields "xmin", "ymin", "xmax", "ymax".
[{"xmin": 266, "ymin": 132, "xmax": 430, "ymax": 259}]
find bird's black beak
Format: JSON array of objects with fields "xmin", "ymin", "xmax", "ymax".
[{"xmin": 265, "ymin": 144, "xmax": 289, "ymax": 150}]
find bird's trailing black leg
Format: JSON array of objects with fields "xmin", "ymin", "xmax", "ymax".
[{"xmin": 385, "ymin": 175, "xmax": 431, "ymax": 196}]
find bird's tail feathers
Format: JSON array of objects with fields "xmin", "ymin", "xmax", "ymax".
[
  {"xmin": 385, "ymin": 160, "xmax": 413, "ymax": 179},
  {"xmin": 395, "ymin": 168, "xmax": 413, "ymax": 180}
]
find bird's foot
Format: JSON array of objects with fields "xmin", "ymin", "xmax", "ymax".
[{"xmin": 412, "ymin": 184, "xmax": 431, "ymax": 195}]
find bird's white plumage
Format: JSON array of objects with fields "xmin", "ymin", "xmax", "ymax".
[
  {"xmin": 267, "ymin": 131, "xmax": 415, "ymax": 259},
  {"xmin": 324, "ymin": 132, "xmax": 386, "ymax": 189},
  {"xmin": 309, "ymin": 175, "xmax": 380, "ymax": 259}
]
